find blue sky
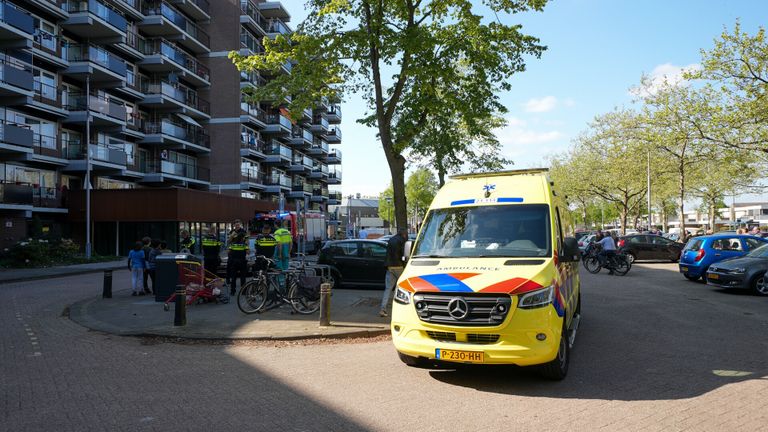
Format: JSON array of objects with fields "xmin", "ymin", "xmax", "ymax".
[{"xmin": 287, "ymin": 0, "xmax": 768, "ymax": 198}]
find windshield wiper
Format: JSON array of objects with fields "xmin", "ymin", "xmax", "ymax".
[{"xmin": 412, "ymin": 254, "xmax": 449, "ymax": 259}]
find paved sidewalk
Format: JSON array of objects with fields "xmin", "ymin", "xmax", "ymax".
[
  {"xmin": 0, "ymin": 260, "xmax": 126, "ymax": 284},
  {"xmin": 68, "ymin": 269, "xmax": 390, "ymax": 340}
]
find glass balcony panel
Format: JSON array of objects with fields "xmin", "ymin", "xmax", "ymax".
[
  {"xmin": 0, "ymin": 1, "xmax": 35, "ymax": 35},
  {"xmin": 65, "ymin": 0, "xmax": 127, "ymax": 32},
  {"xmin": 143, "ymin": 1, "xmax": 209, "ymax": 47}
]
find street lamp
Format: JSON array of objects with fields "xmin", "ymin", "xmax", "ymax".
[{"xmin": 384, "ymin": 196, "xmax": 392, "ymax": 234}]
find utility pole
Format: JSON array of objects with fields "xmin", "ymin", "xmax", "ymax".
[{"xmin": 85, "ymin": 73, "xmax": 92, "ymax": 259}]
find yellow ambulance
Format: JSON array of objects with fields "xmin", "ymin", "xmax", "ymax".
[{"xmin": 390, "ymin": 169, "xmax": 581, "ymax": 379}]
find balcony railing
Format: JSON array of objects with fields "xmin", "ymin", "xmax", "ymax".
[
  {"xmin": 0, "ymin": 57, "xmax": 33, "ymax": 90},
  {"xmin": 241, "ymin": 135, "xmax": 265, "ymax": 153},
  {"xmin": 266, "ymin": 18, "xmax": 290, "ymax": 35},
  {"xmin": 312, "ymin": 187, "xmax": 329, "ymax": 197},
  {"xmin": 1, "ymin": 1, "xmax": 34, "ymax": 35},
  {"xmin": 66, "ymin": 44, "xmax": 127, "ymax": 77},
  {"xmin": 312, "ymin": 162, "xmax": 329, "ymax": 174},
  {"xmin": 65, "ymin": 92, "xmax": 127, "ymax": 120},
  {"xmin": 266, "ymin": 172, "xmax": 291, "ymax": 188},
  {"xmin": 33, "ymin": 80, "xmax": 62, "ymax": 107},
  {"xmin": 329, "ymin": 191, "xmax": 342, "ymax": 201},
  {"xmin": 0, "ymin": 120, "xmax": 33, "ymax": 147},
  {"xmin": 292, "ymin": 182, "xmax": 313, "ymax": 193},
  {"xmin": 0, "ymin": 182, "xmax": 62, "ymax": 208},
  {"xmin": 65, "ymin": 142, "xmax": 128, "ymax": 166},
  {"xmin": 266, "ymin": 141, "xmax": 291, "ymax": 159},
  {"xmin": 266, "ymin": 112, "xmax": 292, "ymax": 129},
  {"xmin": 33, "ymin": 29, "xmax": 61, "ymax": 57},
  {"xmin": 64, "ymin": 0, "xmax": 127, "ymax": 32},
  {"xmin": 142, "ymin": 38, "xmax": 210, "ymax": 82},
  {"xmin": 140, "ymin": 78, "xmax": 210, "ymax": 114},
  {"xmin": 292, "ymin": 153, "xmax": 313, "ymax": 168},
  {"xmin": 142, "ymin": 1, "xmax": 210, "ymax": 47},
  {"xmin": 241, "ymin": 170, "xmax": 262, "ymax": 184},
  {"xmin": 328, "ymin": 149, "xmax": 342, "ymax": 159},
  {"xmin": 32, "ymin": 132, "xmax": 61, "ymax": 157},
  {"xmin": 143, "ymin": 118, "xmax": 209, "ymax": 148},
  {"xmin": 311, "ymin": 139, "xmax": 329, "ymax": 153},
  {"xmin": 327, "ymin": 127, "xmax": 342, "ymax": 140},
  {"xmin": 292, "ymin": 127, "xmax": 313, "ymax": 142},
  {"xmin": 327, "ymin": 104, "xmax": 342, "ymax": 117},
  {"xmin": 312, "ymin": 115, "xmax": 329, "ymax": 130},
  {"xmin": 124, "ymin": 29, "xmax": 146, "ymax": 52},
  {"xmin": 329, "ymin": 170, "xmax": 342, "ymax": 181},
  {"xmin": 239, "ymin": 0, "xmax": 268, "ymax": 29},
  {"xmin": 240, "ymin": 30, "xmax": 264, "ymax": 54},
  {"xmin": 141, "ymin": 159, "xmax": 209, "ymax": 181},
  {"xmin": 240, "ymin": 70, "xmax": 265, "ymax": 86},
  {"xmin": 241, "ymin": 102, "xmax": 267, "ymax": 122}
]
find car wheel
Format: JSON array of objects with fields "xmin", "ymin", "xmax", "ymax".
[
  {"xmin": 539, "ymin": 318, "xmax": 569, "ymax": 380},
  {"xmin": 670, "ymin": 251, "xmax": 680, "ymax": 263},
  {"xmin": 752, "ymin": 273, "xmax": 768, "ymax": 296},
  {"xmin": 398, "ymin": 352, "xmax": 427, "ymax": 367},
  {"xmin": 683, "ymin": 273, "xmax": 700, "ymax": 281},
  {"xmin": 625, "ymin": 252, "xmax": 636, "ymax": 264},
  {"xmin": 329, "ymin": 270, "xmax": 342, "ymax": 289}
]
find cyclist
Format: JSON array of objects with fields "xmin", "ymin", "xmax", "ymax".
[{"xmin": 596, "ymin": 232, "xmax": 617, "ymax": 275}]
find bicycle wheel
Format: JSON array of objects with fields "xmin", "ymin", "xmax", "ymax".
[
  {"xmin": 584, "ymin": 256, "xmax": 602, "ymax": 274},
  {"xmin": 237, "ymin": 279, "xmax": 268, "ymax": 314},
  {"xmin": 288, "ymin": 278, "xmax": 321, "ymax": 315},
  {"xmin": 613, "ymin": 256, "xmax": 631, "ymax": 276}
]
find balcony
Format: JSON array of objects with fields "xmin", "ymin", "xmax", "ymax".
[
  {"xmin": 240, "ymin": 170, "xmax": 264, "ymax": 190},
  {"xmin": 64, "ymin": 142, "xmax": 128, "ymax": 173},
  {"xmin": 309, "ymin": 162, "xmax": 328, "ymax": 179},
  {"xmin": 264, "ymin": 140, "xmax": 291, "ymax": 164},
  {"xmin": 265, "ymin": 18, "xmax": 291, "ymax": 37},
  {"xmin": 26, "ymin": 0, "xmax": 68, "ymax": 20},
  {"xmin": 258, "ymin": 1, "xmax": 290, "ymax": 20},
  {"xmin": 32, "ymin": 29, "xmax": 67, "ymax": 68},
  {"xmin": 240, "ymin": 70, "xmax": 266, "ymax": 91},
  {"xmin": 169, "ymin": 0, "xmax": 209, "ymax": 21},
  {"xmin": 240, "ymin": 102, "xmax": 267, "ymax": 127},
  {"xmin": 325, "ymin": 148, "xmax": 342, "ymax": 164},
  {"xmin": 64, "ymin": 92, "xmax": 127, "ymax": 127},
  {"xmin": 0, "ymin": 183, "xmax": 65, "ymax": 212},
  {"xmin": 308, "ymin": 139, "xmax": 329, "ymax": 156},
  {"xmin": 0, "ymin": 1, "xmax": 34, "ymax": 48},
  {"xmin": 64, "ymin": 44, "xmax": 126, "ymax": 86},
  {"xmin": 0, "ymin": 120, "xmax": 34, "ymax": 152},
  {"xmin": 140, "ymin": 38, "xmax": 210, "ymax": 86},
  {"xmin": 288, "ymin": 152, "xmax": 313, "ymax": 173},
  {"xmin": 311, "ymin": 187, "xmax": 328, "ymax": 202},
  {"xmin": 0, "ymin": 56, "xmax": 33, "ymax": 98},
  {"xmin": 140, "ymin": 1, "xmax": 210, "ymax": 54},
  {"xmin": 288, "ymin": 181, "xmax": 313, "ymax": 198},
  {"xmin": 62, "ymin": 0, "xmax": 127, "ymax": 41},
  {"xmin": 239, "ymin": 29, "xmax": 264, "ymax": 56},
  {"xmin": 140, "ymin": 159, "xmax": 209, "ymax": 185},
  {"xmin": 139, "ymin": 78, "xmax": 210, "ymax": 118},
  {"xmin": 30, "ymin": 80, "xmax": 68, "ymax": 117},
  {"xmin": 114, "ymin": 29, "xmax": 146, "ymax": 60},
  {"xmin": 31, "ymin": 132, "xmax": 65, "ymax": 161},
  {"xmin": 326, "ymin": 127, "xmax": 341, "ymax": 143},
  {"xmin": 141, "ymin": 118, "xmax": 209, "ymax": 153},
  {"xmin": 310, "ymin": 115, "xmax": 329, "ymax": 133},
  {"xmin": 328, "ymin": 169, "xmax": 342, "ymax": 184},
  {"xmin": 289, "ymin": 126, "xmax": 313, "ymax": 147},
  {"xmin": 110, "ymin": 0, "xmax": 144, "ymax": 21},
  {"xmin": 264, "ymin": 112, "xmax": 292, "ymax": 134},
  {"xmin": 241, "ymin": 136, "xmax": 266, "ymax": 160},
  {"xmin": 263, "ymin": 171, "xmax": 291, "ymax": 193},
  {"xmin": 240, "ymin": 0, "xmax": 268, "ymax": 35},
  {"xmin": 325, "ymin": 104, "xmax": 342, "ymax": 124},
  {"xmin": 328, "ymin": 191, "xmax": 342, "ymax": 205}
]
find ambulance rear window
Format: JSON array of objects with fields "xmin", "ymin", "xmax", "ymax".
[{"xmin": 413, "ymin": 204, "xmax": 551, "ymax": 258}]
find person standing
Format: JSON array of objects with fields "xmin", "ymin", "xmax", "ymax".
[
  {"xmin": 201, "ymin": 228, "xmax": 222, "ymax": 276},
  {"xmin": 128, "ymin": 241, "xmax": 147, "ymax": 296},
  {"xmin": 227, "ymin": 220, "xmax": 249, "ymax": 296},
  {"xmin": 254, "ymin": 224, "xmax": 278, "ymax": 268},
  {"xmin": 379, "ymin": 227, "xmax": 408, "ymax": 317},
  {"xmin": 180, "ymin": 230, "xmax": 195, "ymax": 253},
  {"xmin": 359, "ymin": 226, "xmax": 368, "ymax": 239},
  {"xmin": 141, "ymin": 236, "xmax": 152, "ymax": 294},
  {"xmin": 146, "ymin": 240, "xmax": 161, "ymax": 293},
  {"xmin": 273, "ymin": 219, "xmax": 293, "ymax": 271}
]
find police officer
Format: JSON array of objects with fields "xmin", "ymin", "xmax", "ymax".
[
  {"xmin": 201, "ymin": 227, "xmax": 222, "ymax": 276},
  {"xmin": 273, "ymin": 219, "xmax": 293, "ymax": 271},
  {"xmin": 227, "ymin": 220, "xmax": 248, "ymax": 295},
  {"xmin": 180, "ymin": 229, "xmax": 195, "ymax": 253},
  {"xmin": 254, "ymin": 223, "xmax": 278, "ymax": 273}
]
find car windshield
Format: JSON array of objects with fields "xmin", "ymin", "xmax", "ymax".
[
  {"xmin": 412, "ymin": 204, "xmax": 551, "ymax": 258},
  {"xmin": 747, "ymin": 243, "xmax": 768, "ymax": 258}
]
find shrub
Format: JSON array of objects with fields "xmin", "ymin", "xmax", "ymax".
[{"xmin": 0, "ymin": 238, "xmax": 96, "ymax": 268}]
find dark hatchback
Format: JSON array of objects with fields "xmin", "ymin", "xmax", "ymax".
[
  {"xmin": 617, "ymin": 234, "xmax": 684, "ymax": 263},
  {"xmin": 705, "ymin": 244, "xmax": 768, "ymax": 296},
  {"xmin": 317, "ymin": 240, "xmax": 388, "ymax": 288}
]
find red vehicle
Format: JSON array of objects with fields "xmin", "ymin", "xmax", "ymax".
[{"xmin": 252, "ymin": 211, "xmax": 327, "ymax": 254}]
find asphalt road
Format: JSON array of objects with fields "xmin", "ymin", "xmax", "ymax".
[{"xmin": 1, "ymin": 263, "xmax": 767, "ymax": 431}]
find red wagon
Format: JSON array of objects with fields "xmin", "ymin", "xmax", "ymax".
[{"xmin": 163, "ymin": 259, "xmax": 228, "ymax": 311}]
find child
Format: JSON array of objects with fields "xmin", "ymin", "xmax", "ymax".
[{"xmin": 128, "ymin": 241, "xmax": 147, "ymax": 296}]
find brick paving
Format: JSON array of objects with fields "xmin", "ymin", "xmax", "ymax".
[{"xmin": 1, "ymin": 263, "xmax": 767, "ymax": 431}]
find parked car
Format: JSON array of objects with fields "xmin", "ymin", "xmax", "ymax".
[
  {"xmin": 705, "ymin": 243, "xmax": 768, "ymax": 296},
  {"xmin": 575, "ymin": 231, "xmax": 593, "ymax": 242},
  {"xmin": 317, "ymin": 239, "xmax": 388, "ymax": 288},
  {"xmin": 617, "ymin": 234, "xmax": 684, "ymax": 263},
  {"xmin": 678, "ymin": 235, "xmax": 768, "ymax": 281},
  {"xmin": 578, "ymin": 234, "xmax": 597, "ymax": 254}
]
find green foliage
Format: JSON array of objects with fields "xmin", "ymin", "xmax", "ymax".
[
  {"xmin": 0, "ymin": 238, "xmax": 118, "ymax": 268},
  {"xmin": 405, "ymin": 168, "xmax": 438, "ymax": 218},
  {"xmin": 378, "ymin": 183, "xmax": 395, "ymax": 225}
]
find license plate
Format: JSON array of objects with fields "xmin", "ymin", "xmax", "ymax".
[
  {"xmin": 680, "ymin": 266, "xmax": 689, "ymax": 272},
  {"xmin": 708, "ymin": 273, "xmax": 719, "ymax": 280},
  {"xmin": 435, "ymin": 348, "xmax": 484, "ymax": 363}
]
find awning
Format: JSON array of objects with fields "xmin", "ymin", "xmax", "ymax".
[{"xmin": 176, "ymin": 113, "xmax": 203, "ymax": 128}]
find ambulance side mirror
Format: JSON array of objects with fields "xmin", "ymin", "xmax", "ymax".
[
  {"xmin": 562, "ymin": 237, "xmax": 580, "ymax": 262},
  {"xmin": 404, "ymin": 240, "xmax": 413, "ymax": 259}
]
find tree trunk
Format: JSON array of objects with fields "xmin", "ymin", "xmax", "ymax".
[
  {"xmin": 436, "ymin": 159, "xmax": 446, "ymax": 187},
  {"xmin": 678, "ymin": 166, "xmax": 686, "ymax": 240},
  {"xmin": 708, "ymin": 199, "xmax": 716, "ymax": 232},
  {"xmin": 620, "ymin": 205, "xmax": 628, "ymax": 236},
  {"xmin": 382, "ymin": 142, "xmax": 408, "ymax": 230}
]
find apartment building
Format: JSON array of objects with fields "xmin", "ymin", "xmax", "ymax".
[{"xmin": 0, "ymin": 0, "xmax": 342, "ymax": 254}]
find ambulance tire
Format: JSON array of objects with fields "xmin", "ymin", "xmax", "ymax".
[
  {"xmin": 540, "ymin": 319, "xmax": 569, "ymax": 380},
  {"xmin": 398, "ymin": 352, "xmax": 426, "ymax": 367}
]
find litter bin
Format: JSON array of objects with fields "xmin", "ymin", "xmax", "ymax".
[{"xmin": 154, "ymin": 254, "xmax": 202, "ymax": 302}]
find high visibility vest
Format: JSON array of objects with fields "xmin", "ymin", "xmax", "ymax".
[
  {"xmin": 274, "ymin": 228, "xmax": 292, "ymax": 245},
  {"xmin": 228, "ymin": 243, "xmax": 248, "ymax": 251},
  {"xmin": 202, "ymin": 236, "xmax": 221, "ymax": 257}
]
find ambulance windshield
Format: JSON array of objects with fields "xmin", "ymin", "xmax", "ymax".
[{"xmin": 413, "ymin": 204, "xmax": 551, "ymax": 258}]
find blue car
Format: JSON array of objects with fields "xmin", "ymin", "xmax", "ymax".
[{"xmin": 678, "ymin": 234, "xmax": 768, "ymax": 281}]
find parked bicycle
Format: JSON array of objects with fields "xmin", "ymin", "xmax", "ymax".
[
  {"xmin": 236, "ymin": 256, "xmax": 322, "ymax": 315},
  {"xmin": 583, "ymin": 245, "xmax": 631, "ymax": 276}
]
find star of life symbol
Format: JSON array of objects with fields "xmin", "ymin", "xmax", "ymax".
[{"xmin": 483, "ymin": 184, "xmax": 496, "ymax": 193}]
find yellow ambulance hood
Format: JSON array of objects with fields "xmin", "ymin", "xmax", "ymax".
[{"xmin": 398, "ymin": 258, "xmax": 554, "ymax": 296}]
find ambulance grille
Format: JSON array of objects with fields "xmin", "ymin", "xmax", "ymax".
[
  {"xmin": 413, "ymin": 293, "xmax": 512, "ymax": 327},
  {"xmin": 467, "ymin": 334, "xmax": 500, "ymax": 344},
  {"xmin": 426, "ymin": 331, "xmax": 456, "ymax": 342}
]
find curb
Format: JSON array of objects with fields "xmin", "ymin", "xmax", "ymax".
[
  {"xmin": 0, "ymin": 264, "xmax": 125, "ymax": 285},
  {"xmin": 67, "ymin": 295, "xmax": 391, "ymax": 343}
]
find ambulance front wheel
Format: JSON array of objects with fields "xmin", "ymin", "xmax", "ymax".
[{"xmin": 398, "ymin": 351, "xmax": 426, "ymax": 367}]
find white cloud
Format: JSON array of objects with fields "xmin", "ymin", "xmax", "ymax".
[
  {"xmin": 630, "ymin": 62, "xmax": 701, "ymax": 97},
  {"xmin": 493, "ymin": 116, "xmax": 567, "ymax": 164},
  {"xmin": 524, "ymin": 96, "xmax": 558, "ymax": 113}
]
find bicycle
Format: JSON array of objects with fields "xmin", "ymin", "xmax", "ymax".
[
  {"xmin": 583, "ymin": 246, "xmax": 631, "ymax": 276},
  {"xmin": 236, "ymin": 256, "xmax": 321, "ymax": 315}
]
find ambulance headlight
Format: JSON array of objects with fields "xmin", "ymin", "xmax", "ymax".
[
  {"xmin": 394, "ymin": 287, "xmax": 411, "ymax": 305},
  {"xmin": 519, "ymin": 286, "xmax": 554, "ymax": 309}
]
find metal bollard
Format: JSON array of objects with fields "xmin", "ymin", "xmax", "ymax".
[
  {"xmin": 174, "ymin": 287, "xmax": 186, "ymax": 326},
  {"xmin": 102, "ymin": 270, "xmax": 112, "ymax": 299},
  {"xmin": 319, "ymin": 282, "xmax": 331, "ymax": 326}
]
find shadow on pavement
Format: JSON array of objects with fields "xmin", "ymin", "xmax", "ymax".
[{"xmin": 426, "ymin": 263, "xmax": 768, "ymax": 401}]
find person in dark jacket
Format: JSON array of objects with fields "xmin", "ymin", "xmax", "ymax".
[
  {"xmin": 379, "ymin": 227, "xmax": 408, "ymax": 317},
  {"xmin": 201, "ymin": 228, "xmax": 222, "ymax": 276}
]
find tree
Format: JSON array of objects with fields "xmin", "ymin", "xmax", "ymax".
[
  {"xmin": 405, "ymin": 168, "xmax": 438, "ymax": 223},
  {"xmin": 230, "ymin": 0, "xmax": 548, "ymax": 230},
  {"xmin": 378, "ymin": 183, "xmax": 395, "ymax": 227}
]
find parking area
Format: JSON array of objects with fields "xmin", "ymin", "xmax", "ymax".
[{"xmin": 1, "ymin": 262, "xmax": 767, "ymax": 431}]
